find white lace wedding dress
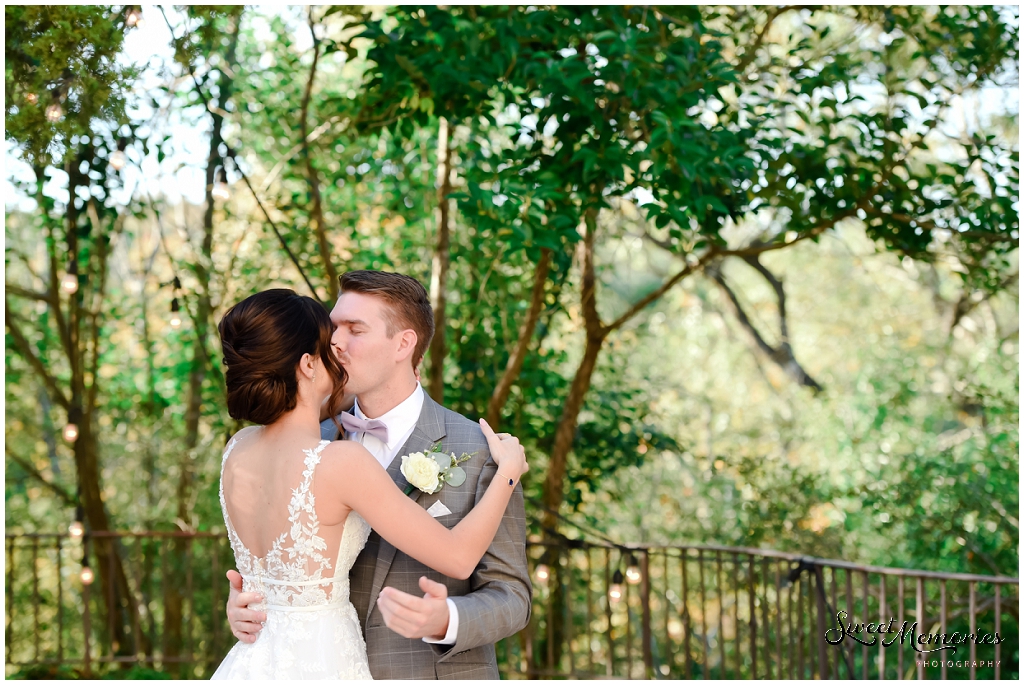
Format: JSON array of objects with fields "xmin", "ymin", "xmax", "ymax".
[{"xmin": 212, "ymin": 438, "xmax": 373, "ymax": 680}]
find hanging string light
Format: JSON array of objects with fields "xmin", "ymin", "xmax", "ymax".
[
  {"xmin": 110, "ymin": 137, "xmax": 128, "ymax": 171},
  {"xmin": 25, "ymin": 92, "xmax": 38, "ymax": 105},
  {"xmin": 625, "ymin": 553, "xmax": 642, "ymax": 585},
  {"xmin": 534, "ymin": 563, "xmax": 550, "ymax": 583},
  {"xmin": 212, "ymin": 166, "xmax": 230, "ymax": 201},
  {"xmin": 63, "ymin": 407, "xmax": 81, "ymax": 443},
  {"xmin": 60, "ymin": 259, "xmax": 79, "ymax": 295},
  {"xmin": 170, "ymin": 297, "xmax": 182, "ymax": 328},
  {"xmin": 62, "ymin": 423, "xmax": 79, "ymax": 442},
  {"xmin": 45, "ymin": 90, "xmax": 64, "ymax": 122},
  {"xmin": 45, "ymin": 102, "xmax": 64, "ymax": 122},
  {"xmin": 79, "ymin": 539, "xmax": 94, "ymax": 585},
  {"xmin": 169, "ymin": 277, "xmax": 183, "ymax": 328},
  {"xmin": 125, "ymin": 6, "xmax": 143, "ymax": 27},
  {"xmin": 609, "ymin": 569, "xmax": 625, "ymax": 604},
  {"xmin": 69, "ymin": 503, "xmax": 85, "ymax": 538}
]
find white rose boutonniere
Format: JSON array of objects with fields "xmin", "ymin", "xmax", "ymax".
[
  {"xmin": 400, "ymin": 442, "xmax": 475, "ymax": 495},
  {"xmin": 400, "ymin": 452, "xmax": 442, "ymax": 494}
]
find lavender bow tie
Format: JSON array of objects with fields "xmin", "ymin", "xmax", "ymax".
[{"xmin": 340, "ymin": 412, "xmax": 390, "ymax": 443}]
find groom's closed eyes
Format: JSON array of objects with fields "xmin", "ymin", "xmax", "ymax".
[{"xmin": 336, "ymin": 318, "xmax": 369, "ymax": 334}]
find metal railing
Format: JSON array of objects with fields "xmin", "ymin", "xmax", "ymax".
[
  {"xmin": 499, "ymin": 541, "xmax": 1018, "ymax": 680},
  {"xmin": 5, "ymin": 532, "xmax": 1019, "ymax": 679}
]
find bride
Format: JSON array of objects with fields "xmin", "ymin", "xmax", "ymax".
[{"xmin": 211, "ymin": 289, "xmax": 528, "ymax": 679}]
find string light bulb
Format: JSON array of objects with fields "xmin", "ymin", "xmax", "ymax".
[
  {"xmin": 60, "ymin": 260, "xmax": 79, "ymax": 295},
  {"xmin": 609, "ymin": 569, "xmax": 624, "ymax": 604},
  {"xmin": 170, "ymin": 297, "xmax": 182, "ymax": 328},
  {"xmin": 63, "ymin": 423, "xmax": 79, "ymax": 442},
  {"xmin": 535, "ymin": 564, "xmax": 550, "ymax": 583},
  {"xmin": 625, "ymin": 554, "xmax": 642, "ymax": 585},
  {"xmin": 70, "ymin": 502, "xmax": 86, "ymax": 538},
  {"xmin": 110, "ymin": 138, "xmax": 128, "ymax": 171},
  {"xmin": 212, "ymin": 166, "xmax": 230, "ymax": 200},
  {"xmin": 126, "ymin": 6, "xmax": 143, "ymax": 27},
  {"xmin": 80, "ymin": 564, "xmax": 94, "ymax": 585},
  {"xmin": 45, "ymin": 102, "xmax": 63, "ymax": 122},
  {"xmin": 25, "ymin": 92, "xmax": 38, "ymax": 105}
]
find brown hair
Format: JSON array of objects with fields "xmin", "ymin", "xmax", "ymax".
[
  {"xmin": 218, "ymin": 289, "xmax": 347, "ymax": 426},
  {"xmin": 339, "ymin": 270, "xmax": 435, "ymax": 367}
]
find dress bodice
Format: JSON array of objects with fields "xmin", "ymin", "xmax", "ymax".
[{"xmin": 219, "ymin": 437, "xmax": 372, "ymax": 611}]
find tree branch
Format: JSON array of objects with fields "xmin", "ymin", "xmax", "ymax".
[
  {"xmin": 486, "ymin": 248, "xmax": 552, "ymax": 425},
  {"xmin": 734, "ymin": 6, "xmax": 799, "ymax": 75},
  {"xmin": 5, "ymin": 447, "xmax": 75, "ymax": 506},
  {"xmin": 605, "ymin": 249, "xmax": 718, "ymax": 334},
  {"xmin": 302, "ymin": 6, "xmax": 340, "ymax": 301},
  {"xmin": 6, "ymin": 284, "xmax": 54, "ymax": 304},
  {"xmin": 580, "ymin": 208, "xmax": 606, "ymax": 338},
  {"xmin": 708, "ymin": 262, "xmax": 824, "ymax": 392},
  {"xmin": 5, "ymin": 300, "xmax": 71, "ymax": 411}
]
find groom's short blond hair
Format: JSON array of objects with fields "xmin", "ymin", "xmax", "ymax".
[{"xmin": 339, "ymin": 270, "xmax": 435, "ymax": 367}]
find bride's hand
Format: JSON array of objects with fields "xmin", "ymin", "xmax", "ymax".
[{"xmin": 479, "ymin": 418, "xmax": 528, "ymax": 483}]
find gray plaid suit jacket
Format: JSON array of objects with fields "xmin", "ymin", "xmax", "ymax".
[{"xmin": 320, "ymin": 394, "xmax": 532, "ymax": 679}]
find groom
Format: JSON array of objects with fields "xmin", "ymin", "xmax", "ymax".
[{"xmin": 225, "ymin": 270, "xmax": 532, "ymax": 679}]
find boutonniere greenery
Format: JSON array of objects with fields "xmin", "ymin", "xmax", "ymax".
[{"xmin": 400, "ymin": 442, "xmax": 475, "ymax": 495}]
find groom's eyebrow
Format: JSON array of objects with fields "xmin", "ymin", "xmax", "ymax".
[{"xmin": 337, "ymin": 318, "xmax": 368, "ymax": 327}]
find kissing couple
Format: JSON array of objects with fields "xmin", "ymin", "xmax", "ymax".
[{"xmin": 212, "ymin": 270, "xmax": 532, "ymax": 679}]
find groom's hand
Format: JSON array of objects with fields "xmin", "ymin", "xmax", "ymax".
[
  {"xmin": 376, "ymin": 576, "xmax": 450, "ymax": 640},
  {"xmin": 226, "ymin": 569, "xmax": 266, "ymax": 644}
]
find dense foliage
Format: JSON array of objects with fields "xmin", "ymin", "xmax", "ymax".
[{"xmin": 5, "ymin": 4, "xmax": 1018, "ymax": 677}]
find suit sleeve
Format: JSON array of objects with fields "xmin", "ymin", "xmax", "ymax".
[{"xmin": 432, "ymin": 443, "xmax": 533, "ymax": 660}]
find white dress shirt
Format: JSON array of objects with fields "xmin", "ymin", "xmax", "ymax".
[{"xmin": 348, "ymin": 383, "xmax": 460, "ymax": 646}]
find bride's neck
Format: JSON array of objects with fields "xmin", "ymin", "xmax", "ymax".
[{"xmin": 262, "ymin": 395, "xmax": 323, "ymax": 440}]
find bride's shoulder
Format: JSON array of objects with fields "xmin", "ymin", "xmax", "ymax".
[
  {"xmin": 320, "ymin": 439, "xmax": 373, "ymax": 463},
  {"xmin": 223, "ymin": 425, "xmax": 260, "ymax": 453},
  {"xmin": 316, "ymin": 441, "xmax": 376, "ymax": 482}
]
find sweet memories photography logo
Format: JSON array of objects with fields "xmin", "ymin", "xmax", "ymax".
[{"xmin": 826, "ymin": 610, "xmax": 1005, "ymax": 669}]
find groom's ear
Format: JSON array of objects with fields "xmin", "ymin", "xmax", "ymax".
[{"xmin": 393, "ymin": 328, "xmax": 419, "ymax": 364}]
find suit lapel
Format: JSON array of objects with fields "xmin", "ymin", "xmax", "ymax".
[{"xmin": 365, "ymin": 394, "xmax": 447, "ymax": 630}]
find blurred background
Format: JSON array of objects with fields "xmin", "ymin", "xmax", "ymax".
[{"xmin": 5, "ymin": 5, "xmax": 1019, "ymax": 679}]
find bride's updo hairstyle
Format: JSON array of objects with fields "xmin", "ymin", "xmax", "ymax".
[{"xmin": 218, "ymin": 289, "xmax": 347, "ymax": 426}]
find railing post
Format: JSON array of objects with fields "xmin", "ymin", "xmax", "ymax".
[
  {"xmin": 32, "ymin": 537, "xmax": 40, "ymax": 662},
  {"xmin": 878, "ymin": 574, "xmax": 886, "ymax": 679},
  {"xmin": 57, "ymin": 536, "xmax": 65, "ymax": 664},
  {"xmin": 815, "ymin": 566, "xmax": 828, "ymax": 679},
  {"xmin": 715, "ymin": 551, "xmax": 726, "ymax": 677},
  {"xmin": 940, "ymin": 579, "xmax": 947, "ymax": 681},
  {"xmin": 994, "ymin": 584, "xmax": 1001, "ymax": 680},
  {"xmin": 681, "ymin": 551, "xmax": 692, "ymax": 680},
  {"xmin": 863, "ymin": 571, "xmax": 870, "ymax": 679},
  {"xmin": 697, "ymin": 550, "xmax": 708, "ymax": 679},
  {"xmin": 604, "ymin": 547, "xmax": 613, "ymax": 677},
  {"xmin": 748, "ymin": 554, "xmax": 757, "ymax": 679},
  {"xmin": 761, "ymin": 557, "xmax": 772, "ymax": 680},
  {"xmin": 640, "ymin": 550, "xmax": 652, "ymax": 678},
  {"xmin": 83, "ymin": 577, "xmax": 92, "ymax": 678},
  {"xmin": 586, "ymin": 548, "xmax": 594, "ymax": 674},
  {"xmin": 915, "ymin": 576, "xmax": 924, "ymax": 680},
  {"xmin": 968, "ymin": 581, "xmax": 976, "ymax": 680},
  {"xmin": 897, "ymin": 576, "xmax": 905, "ymax": 680},
  {"xmin": 6, "ymin": 539, "xmax": 14, "ymax": 666}
]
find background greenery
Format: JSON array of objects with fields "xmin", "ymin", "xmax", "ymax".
[{"xmin": 5, "ymin": 4, "xmax": 1018, "ymax": 678}]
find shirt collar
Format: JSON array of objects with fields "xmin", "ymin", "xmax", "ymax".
[{"xmin": 352, "ymin": 383, "xmax": 424, "ymax": 449}]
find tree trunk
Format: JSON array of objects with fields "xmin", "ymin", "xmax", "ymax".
[
  {"xmin": 301, "ymin": 8, "xmax": 339, "ymax": 302},
  {"xmin": 486, "ymin": 248, "xmax": 552, "ymax": 425},
  {"xmin": 166, "ymin": 13, "xmax": 242, "ymax": 673},
  {"xmin": 541, "ymin": 210, "xmax": 606, "ymax": 533},
  {"xmin": 428, "ymin": 117, "xmax": 453, "ymax": 401},
  {"xmin": 65, "ymin": 156, "xmax": 141, "ymax": 657}
]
